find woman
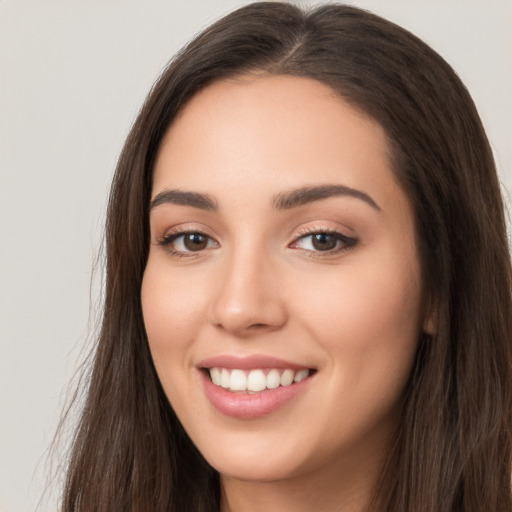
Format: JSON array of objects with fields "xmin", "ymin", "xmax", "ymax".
[{"xmin": 61, "ymin": 2, "xmax": 512, "ymax": 511}]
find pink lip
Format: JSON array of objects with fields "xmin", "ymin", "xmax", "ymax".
[
  {"xmin": 198, "ymin": 354, "xmax": 310, "ymax": 371},
  {"xmin": 197, "ymin": 355, "xmax": 315, "ymax": 419}
]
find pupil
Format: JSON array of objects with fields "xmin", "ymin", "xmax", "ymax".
[
  {"xmin": 184, "ymin": 233, "xmax": 207, "ymax": 251},
  {"xmin": 312, "ymin": 233, "xmax": 337, "ymax": 251}
]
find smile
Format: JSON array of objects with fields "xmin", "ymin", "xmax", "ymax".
[
  {"xmin": 198, "ymin": 355, "xmax": 316, "ymax": 419},
  {"xmin": 208, "ymin": 367, "xmax": 310, "ymax": 393}
]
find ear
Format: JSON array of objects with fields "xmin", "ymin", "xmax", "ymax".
[{"xmin": 422, "ymin": 297, "xmax": 437, "ymax": 336}]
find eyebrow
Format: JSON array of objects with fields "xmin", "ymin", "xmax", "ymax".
[
  {"xmin": 272, "ymin": 184, "xmax": 380, "ymax": 211},
  {"xmin": 149, "ymin": 183, "xmax": 380, "ymax": 213},
  {"xmin": 150, "ymin": 189, "xmax": 218, "ymax": 211}
]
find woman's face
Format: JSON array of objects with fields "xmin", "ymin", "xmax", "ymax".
[{"xmin": 142, "ymin": 75, "xmax": 426, "ymax": 484}]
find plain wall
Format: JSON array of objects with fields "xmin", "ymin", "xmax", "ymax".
[{"xmin": 1, "ymin": 1, "xmax": 511, "ymax": 511}]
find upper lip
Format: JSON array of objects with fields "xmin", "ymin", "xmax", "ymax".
[{"xmin": 197, "ymin": 355, "xmax": 313, "ymax": 371}]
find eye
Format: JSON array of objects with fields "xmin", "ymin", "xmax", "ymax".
[
  {"xmin": 291, "ymin": 230, "xmax": 357, "ymax": 254},
  {"xmin": 159, "ymin": 231, "xmax": 218, "ymax": 254}
]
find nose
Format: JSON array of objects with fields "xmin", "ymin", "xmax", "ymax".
[{"xmin": 208, "ymin": 247, "xmax": 288, "ymax": 337}]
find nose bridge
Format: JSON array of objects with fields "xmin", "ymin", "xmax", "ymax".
[{"xmin": 209, "ymin": 239, "xmax": 287, "ymax": 335}]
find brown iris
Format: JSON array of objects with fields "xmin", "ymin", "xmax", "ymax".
[
  {"xmin": 311, "ymin": 233, "xmax": 338, "ymax": 251},
  {"xmin": 183, "ymin": 233, "xmax": 209, "ymax": 251}
]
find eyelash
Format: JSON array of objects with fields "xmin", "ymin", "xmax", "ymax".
[
  {"xmin": 158, "ymin": 230, "xmax": 217, "ymax": 258},
  {"xmin": 157, "ymin": 227, "xmax": 358, "ymax": 258},
  {"xmin": 291, "ymin": 227, "xmax": 358, "ymax": 257}
]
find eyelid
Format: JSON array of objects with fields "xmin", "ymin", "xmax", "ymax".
[
  {"xmin": 155, "ymin": 222, "xmax": 217, "ymax": 243},
  {"xmin": 156, "ymin": 225, "xmax": 219, "ymax": 257},
  {"xmin": 289, "ymin": 225, "xmax": 358, "ymax": 256},
  {"xmin": 164, "ymin": 232, "xmax": 217, "ymax": 247}
]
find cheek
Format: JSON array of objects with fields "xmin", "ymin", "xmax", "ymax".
[
  {"xmin": 294, "ymin": 247, "xmax": 422, "ymax": 384},
  {"xmin": 306, "ymin": 239, "xmax": 420, "ymax": 325},
  {"xmin": 292, "ymin": 254, "xmax": 422, "ymax": 444},
  {"xmin": 141, "ymin": 260, "xmax": 211, "ymax": 422},
  {"xmin": 141, "ymin": 260, "xmax": 206, "ymax": 346},
  {"xmin": 140, "ymin": 260, "xmax": 209, "ymax": 398}
]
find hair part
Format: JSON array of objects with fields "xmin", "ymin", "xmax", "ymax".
[{"xmin": 60, "ymin": 3, "xmax": 512, "ymax": 511}]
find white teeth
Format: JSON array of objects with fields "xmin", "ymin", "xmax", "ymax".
[
  {"xmin": 220, "ymin": 368, "xmax": 230, "ymax": 388},
  {"xmin": 210, "ymin": 367, "xmax": 221, "ymax": 386},
  {"xmin": 247, "ymin": 369, "xmax": 267, "ymax": 392},
  {"xmin": 266, "ymin": 369, "xmax": 281, "ymax": 389},
  {"xmin": 280, "ymin": 369, "xmax": 294, "ymax": 386},
  {"xmin": 208, "ymin": 367, "xmax": 311, "ymax": 392},
  {"xmin": 293, "ymin": 369, "xmax": 309, "ymax": 383},
  {"xmin": 229, "ymin": 369, "xmax": 247, "ymax": 391}
]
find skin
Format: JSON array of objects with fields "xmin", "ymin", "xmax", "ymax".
[{"xmin": 141, "ymin": 75, "xmax": 427, "ymax": 512}]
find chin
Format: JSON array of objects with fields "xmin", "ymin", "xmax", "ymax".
[
  {"xmin": 210, "ymin": 454, "xmax": 303, "ymax": 483},
  {"xmin": 192, "ymin": 431, "xmax": 310, "ymax": 483}
]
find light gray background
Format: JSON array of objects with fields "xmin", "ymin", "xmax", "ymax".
[{"xmin": 1, "ymin": 1, "xmax": 511, "ymax": 511}]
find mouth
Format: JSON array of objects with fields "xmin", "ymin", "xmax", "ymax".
[
  {"xmin": 206, "ymin": 367, "xmax": 313, "ymax": 393},
  {"xmin": 198, "ymin": 355, "xmax": 316, "ymax": 419}
]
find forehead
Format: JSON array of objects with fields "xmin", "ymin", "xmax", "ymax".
[{"xmin": 152, "ymin": 74, "xmax": 405, "ymax": 216}]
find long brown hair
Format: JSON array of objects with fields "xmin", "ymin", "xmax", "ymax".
[{"xmin": 60, "ymin": 3, "xmax": 512, "ymax": 511}]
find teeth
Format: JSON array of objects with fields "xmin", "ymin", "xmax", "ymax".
[
  {"xmin": 247, "ymin": 369, "xmax": 267, "ymax": 392},
  {"xmin": 229, "ymin": 369, "xmax": 247, "ymax": 391},
  {"xmin": 220, "ymin": 368, "xmax": 230, "ymax": 389},
  {"xmin": 210, "ymin": 367, "xmax": 221, "ymax": 386},
  {"xmin": 280, "ymin": 369, "xmax": 294, "ymax": 386},
  {"xmin": 294, "ymin": 369, "xmax": 309, "ymax": 383},
  {"xmin": 208, "ymin": 367, "xmax": 311, "ymax": 392},
  {"xmin": 266, "ymin": 369, "xmax": 281, "ymax": 389}
]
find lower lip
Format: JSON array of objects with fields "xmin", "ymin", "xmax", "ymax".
[{"xmin": 200, "ymin": 370, "xmax": 313, "ymax": 419}]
